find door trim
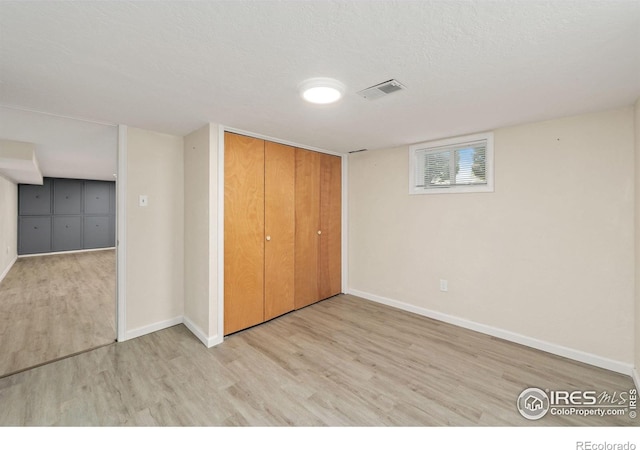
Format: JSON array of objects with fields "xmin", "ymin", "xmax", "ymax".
[
  {"xmin": 116, "ymin": 124, "xmax": 127, "ymax": 342},
  {"xmin": 216, "ymin": 125, "xmax": 225, "ymax": 342}
]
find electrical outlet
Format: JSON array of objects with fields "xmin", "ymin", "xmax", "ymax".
[{"xmin": 440, "ymin": 279, "xmax": 448, "ymax": 292}]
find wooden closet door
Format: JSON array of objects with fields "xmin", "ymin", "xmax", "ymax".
[
  {"xmin": 294, "ymin": 148, "xmax": 322, "ymax": 309},
  {"xmin": 224, "ymin": 133, "xmax": 265, "ymax": 335},
  {"xmin": 319, "ymin": 153, "xmax": 342, "ymax": 299},
  {"xmin": 264, "ymin": 142, "xmax": 295, "ymax": 320}
]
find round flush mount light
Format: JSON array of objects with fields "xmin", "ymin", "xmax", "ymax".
[{"xmin": 299, "ymin": 78, "xmax": 345, "ymax": 104}]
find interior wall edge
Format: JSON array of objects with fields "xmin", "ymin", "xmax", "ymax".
[
  {"xmin": 348, "ymin": 288, "xmax": 635, "ymax": 376},
  {"xmin": 183, "ymin": 315, "xmax": 222, "ymax": 348},
  {"xmin": 0, "ymin": 255, "xmax": 17, "ymax": 284},
  {"xmin": 116, "ymin": 124, "xmax": 127, "ymax": 342},
  {"xmin": 0, "ymin": 175, "xmax": 17, "ymax": 281},
  {"xmin": 213, "ymin": 123, "xmax": 224, "ymax": 341}
]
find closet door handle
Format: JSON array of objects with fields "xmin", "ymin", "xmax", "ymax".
[
  {"xmin": 317, "ymin": 230, "xmax": 322, "ymax": 235},
  {"xmin": 265, "ymin": 235, "xmax": 271, "ymax": 241}
]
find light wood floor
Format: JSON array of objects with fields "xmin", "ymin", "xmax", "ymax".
[
  {"xmin": 0, "ymin": 294, "xmax": 635, "ymax": 426},
  {"xmin": 0, "ymin": 250, "xmax": 116, "ymax": 378}
]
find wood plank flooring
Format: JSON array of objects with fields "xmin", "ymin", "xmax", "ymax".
[
  {"xmin": 0, "ymin": 250, "xmax": 116, "ymax": 378},
  {"xmin": 0, "ymin": 294, "xmax": 635, "ymax": 426}
]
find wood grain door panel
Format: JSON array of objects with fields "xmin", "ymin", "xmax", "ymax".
[
  {"xmin": 224, "ymin": 133, "xmax": 265, "ymax": 335},
  {"xmin": 264, "ymin": 142, "xmax": 296, "ymax": 320},
  {"xmin": 294, "ymin": 148, "xmax": 321, "ymax": 309},
  {"xmin": 319, "ymin": 153, "xmax": 342, "ymax": 299}
]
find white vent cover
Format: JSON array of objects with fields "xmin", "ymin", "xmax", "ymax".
[{"xmin": 356, "ymin": 79, "xmax": 406, "ymax": 100}]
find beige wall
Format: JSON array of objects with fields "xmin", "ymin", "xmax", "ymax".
[
  {"xmin": 184, "ymin": 124, "xmax": 220, "ymax": 342},
  {"xmin": 635, "ymin": 97, "xmax": 640, "ymax": 378},
  {"xmin": 349, "ymin": 107, "xmax": 635, "ymax": 365},
  {"xmin": 184, "ymin": 125, "xmax": 210, "ymax": 334},
  {"xmin": 0, "ymin": 175, "xmax": 17, "ymax": 279},
  {"xmin": 126, "ymin": 127, "xmax": 184, "ymax": 332}
]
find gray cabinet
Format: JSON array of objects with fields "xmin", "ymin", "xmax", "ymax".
[
  {"xmin": 19, "ymin": 217, "xmax": 52, "ymax": 254},
  {"xmin": 84, "ymin": 181, "xmax": 110, "ymax": 215},
  {"xmin": 53, "ymin": 179, "xmax": 82, "ymax": 215},
  {"xmin": 109, "ymin": 182, "xmax": 116, "ymax": 215},
  {"xmin": 18, "ymin": 177, "xmax": 116, "ymax": 255},
  {"xmin": 83, "ymin": 216, "xmax": 110, "ymax": 249},
  {"xmin": 53, "ymin": 216, "xmax": 82, "ymax": 251},
  {"xmin": 108, "ymin": 214, "xmax": 116, "ymax": 247},
  {"xmin": 18, "ymin": 179, "xmax": 52, "ymax": 215}
]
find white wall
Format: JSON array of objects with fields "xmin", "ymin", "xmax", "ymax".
[
  {"xmin": 0, "ymin": 175, "xmax": 17, "ymax": 281},
  {"xmin": 184, "ymin": 125, "xmax": 210, "ymax": 336},
  {"xmin": 125, "ymin": 127, "xmax": 184, "ymax": 335},
  {"xmin": 183, "ymin": 123, "xmax": 221, "ymax": 346},
  {"xmin": 349, "ymin": 107, "xmax": 635, "ymax": 369}
]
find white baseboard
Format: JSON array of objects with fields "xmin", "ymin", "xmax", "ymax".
[
  {"xmin": 124, "ymin": 316, "xmax": 183, "ymax": 341},
  {"xmin": 183, "ymin": 315, "xmax": 223, "ymax": 348},
  {"xmin": 19, "ymin": 247, "xmax": 116, "ymax": 258},
  {"xmin": 632, "ymin": 369, "xmax": 640, "ymax": 392},
  {"xmin": 122, "ymin": 314, "xmax": 224, "ymax": 348},
  {"xmin": 0, "ymin": 255, "xmax": 17, "ymax": 284},
  {"xmin": 348, "ymin": 289, "xmax": 634, "ymax": 377}
]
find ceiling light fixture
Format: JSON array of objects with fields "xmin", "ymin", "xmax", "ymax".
[{"xmin": 299, "ymin": 78, "xmax": 345, "ymax": 104}]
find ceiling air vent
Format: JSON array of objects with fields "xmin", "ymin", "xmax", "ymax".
[{"xmin": 356, "ymin": 79, "xmax": 406, "ymax": 100}]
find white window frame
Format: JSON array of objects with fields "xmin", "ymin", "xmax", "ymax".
[{"xmin": 409, "ymin": 131, "xmax": 494, "ymax": 195}]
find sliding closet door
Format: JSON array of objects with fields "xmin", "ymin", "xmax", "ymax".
[
  {"xmin": 264, "ymin": 142, "xmax": 296, "ymax": 320},
  {"xmin": 318, "ymin": 153, "xmax": 342, "ymax": 299},
  {"xmin": 224, "ymin": 133, "xmax": 265, "ymax": 335},
  {"xmin": 224, "ymin": 136, "xmax": 341, "ymax": 333},
  {"xmin": 294, "ymin": 148, "xmax": 322, "ymax": 309}
]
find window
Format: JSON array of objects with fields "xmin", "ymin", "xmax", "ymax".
[{"xmin": 409, "ymin": 132, "xmax": 494, "ymax": 195}]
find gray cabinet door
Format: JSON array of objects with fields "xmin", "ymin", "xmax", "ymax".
[
  {"xmin": 84, "ymin": 216, "xmax": 110, "ymax": 249},
  {"xmin": 19, "ymin": 217, "xmax": 51, "ymax": 254},
  {"xmin": 108, "ymin": 214, "xmax": 116, "ymax": 247},
  {"xmin": 19, "ymin": 179, "xmax": 52, "ymax": 215},
  {"xmin": 84, "ymin": 181, "xmax": 110, "ymax": 214},
  {"xmin": 53, "ymin": 179, "xmax": 82, "ymax": 215},
  {"xmin": 109, "ymin": 182, "xmax": 116, "ymax": 215},
  {"xmin": 52, "ymin": 216, "xmax": 82, "ymax": 251}
]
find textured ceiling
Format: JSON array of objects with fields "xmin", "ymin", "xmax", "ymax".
[{"xmin": 1, "ymin": 0, "xmax": 639, "ymax": 166}]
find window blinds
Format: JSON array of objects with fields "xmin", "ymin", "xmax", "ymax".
[{"xmin": 414, "ymin": 139, "xmax": 487, "ymax": 189}]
